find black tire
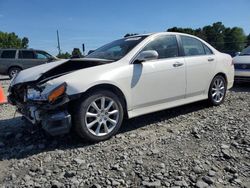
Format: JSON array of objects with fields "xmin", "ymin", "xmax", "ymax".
[
  {"xmin": 8, "ymin": 67, "xmax": 22, "ymax": 78},
  {"xmin": 208, "ymin": 75, "xmax": 227, "ymax": 106},
  {"xmin": 73, "ymin": 90, "xmax": 124, "ymax": 142}
]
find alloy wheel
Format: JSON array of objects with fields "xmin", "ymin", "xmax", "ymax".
[
  {"xmin": 85, "ymin": 97, "xmax": 120, "ymax": 136},
  {"xmin": 211, "ymin": 78, "xmax": 225, "ymax": 103}
]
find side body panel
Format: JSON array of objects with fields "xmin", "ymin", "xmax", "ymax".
[
  {"xmin": 184, "ymin": 55, "xmax": 216, "ymax": 97},
  {"xmin": 214, "ymin": 53, "xmax": 234, "ymax": 89},
  {"xmin": 130, "ymin": 57, "xmax": 186, "ymax": 109}
]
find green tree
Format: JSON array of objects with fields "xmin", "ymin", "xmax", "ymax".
[
  {"xmin": 167, "ymin": 22, "xmax": 247, "ymax": 53},
  {"xmin": 0, "ymin": 31, "xmax": 29, "ymax": 48},
  {"xmin": 71, "ymin": 48, "xmax": 82, "ymax": 58},
  {"xmin": 203, "ymin": 22, "xmax": 225, "ymax": 51},
  {"xmin": 167, "ymin": 27, "xmax": 196, "ymax": 35},
  {"xmin": 124, "ymin": 33, "xmax": 138, "ymax": 38},
  {"xmin": 57, "ymin": 52, "xmax": 71, "ymax": 59},
  {"xmin": 21, "ymin": 37, "xmax": 29, "ymax": 48},
  {"xmin": 224, "ymin": 27, "xmax": 246, "ymax": 53}
]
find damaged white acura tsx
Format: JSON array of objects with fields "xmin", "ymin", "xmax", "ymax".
[{"xmin": 8, "ymin": 32, "xmax": 234, "ymax": 142}]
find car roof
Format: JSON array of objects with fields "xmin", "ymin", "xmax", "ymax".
[{"xmin": 125, "ymin": 32, "xmax": 203, "ymax": 39}]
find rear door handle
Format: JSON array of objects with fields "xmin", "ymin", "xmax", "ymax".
[
  {"xmin": 208, "ymin": 57, "xmax": 214, "ymax": 62},
  {"xmin": 173, "ymin": 62, "xmax": 184, "ymax": 67}
]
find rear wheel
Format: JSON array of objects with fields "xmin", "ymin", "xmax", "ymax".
[
  {"xmin": 8, "ymin": 67, "xmax": 22, "ymax": 78},
  {"xmin": 208, "ymin": 75, "xmax": 227, "ymax": 106},
  {"xmin": 73, "ymin": 90, "xmax": 124, "ymax": 142}
]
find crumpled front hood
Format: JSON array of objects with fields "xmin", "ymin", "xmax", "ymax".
[
  {"xmin": 10, "ymin": 58, "xmax": 114, "ymax": 87},
  {"xmin": 11, "ymin": 59, "xmax": 68, "ymax": 86}
]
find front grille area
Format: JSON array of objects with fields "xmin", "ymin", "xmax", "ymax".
[
  {"xmin": 10, "ymin": 85, "xmax": 26, "ymax": 103},
  {"xmin": 234, "ymin": 64, "xmax": 250, "ymax": 70}
]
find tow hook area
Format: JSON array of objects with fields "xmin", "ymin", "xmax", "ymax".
[{"xmin": 42, "ymin": 111, "xmax": 72, "ymax": 136}]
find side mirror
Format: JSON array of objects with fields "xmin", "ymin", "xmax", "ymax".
[{"xmin": 134, "ymin": 50, "xmax": 159, "ymax": 63}]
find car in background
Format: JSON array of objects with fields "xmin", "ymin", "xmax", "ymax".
[
  {"xmin": 8, "ymin": 32, "xmax": 234, "ymax": 142},
  {"xmin": 233, "ymin": 46, "xmax": 250, "ymax": 82},
  {"xmin": 0, "ymin": 49, "xmax": 57, "ymax": 78}
]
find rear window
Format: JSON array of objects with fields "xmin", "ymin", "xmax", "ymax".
[
  {"xmin": 1, "ymin": 50, "xmax": 16, "ymax": 59},
  {"xmin": 18, "ymin": 50, "xmax": 35, "ymax": 59}
]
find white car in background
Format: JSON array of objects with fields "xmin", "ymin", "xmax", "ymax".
[
  {"xmin": 8, "ymin": 32, "xmax": 234, "ymax": 142},
  {"xmin": 233, "ymin": 46, "xmax": 250, "ymax": 82}
]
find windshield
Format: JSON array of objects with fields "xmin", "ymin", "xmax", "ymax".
[
  {"xmin": 240, "ymin": 46, "xmax": 250, "ymax": 56},
  {"xmin": 86, "ymin": 36, "xmax": 147, "ymax": 61}
]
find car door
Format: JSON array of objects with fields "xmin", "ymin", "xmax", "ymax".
[
  {"xmin": 17, "ymin": 50, "xmax": 37, "ymax": 69},
  {"xmin": 131, "ymin": 34, "xmax": 186, "ymax": 109},
  {"xmin": 180, "ymin": 35, "xmax": 216, "ymax": 98},
  {"xmin": 34, "ymin": 50, "xmax": 54, "ymax": 64}
]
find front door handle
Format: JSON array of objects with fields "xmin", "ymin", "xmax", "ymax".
[
  {"xmin": 173, "ymin": 62, "xmax": 184, "ymax": 67},
  {"xmin": 208, "ymin": 57, "xmax": 215, "ymax": 62}
]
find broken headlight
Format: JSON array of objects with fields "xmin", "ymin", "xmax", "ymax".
[
  {"xmin": 26, "ymin": 88, "xmax": 47, "ymax": 101},
  {"xmin": 26, "ymin": 83, "xmax": 67, "ymax": 103}
]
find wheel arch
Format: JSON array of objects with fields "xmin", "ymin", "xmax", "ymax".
[
  {"xmin": 214, "ymin": 72, "xmax": 228, "ymax": 85},
  {"xmin": 8, "ymin": 65, "xmax": 23, "ymax": 73},
  {"xmin": 207, "ymin": 72, "xmax": 228, "ymax": 97},
  {"xmin": 74, "ymin": 83, "xmax": 129, "ymax": 118}
]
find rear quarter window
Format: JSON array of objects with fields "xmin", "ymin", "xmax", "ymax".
[
  {"xmin": 1, "ymin": 50, "xmax": 16, "ymax": 59},
  {"xmin": 203, "ymin": 44, "xmax": 213, "ymax": 55}
]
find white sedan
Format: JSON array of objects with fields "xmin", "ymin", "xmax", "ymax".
[
  {"xmin": 8, "ymin": 32, "xmax": 234, "ymax": 142},
  {"xmin": 233, "ymin": 46, "xmax": 250, "ymax": 82}
]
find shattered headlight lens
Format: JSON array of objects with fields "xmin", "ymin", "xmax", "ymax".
[
  {"xmin": 26, "ymin": 88, "xmax": 46, "ymax": 101},
  {"xmin": 26, "ymin": 83, "xmax": 67, "ymax": 103}
]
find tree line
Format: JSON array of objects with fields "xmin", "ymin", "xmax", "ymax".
[
  {"xmin": 0, "ymin": 31, "xmax": 29, "ymax": 49},
  {"xmin": 125, "ymin": 22, "xmax": 250, "ymax": 55},
  {"xmin": 1, "ymin": 22, "xmax": 250, "ymax": 58},
  {"xmin": 167, "ymin": 22, "xmax": 250, "ymax": 55}
]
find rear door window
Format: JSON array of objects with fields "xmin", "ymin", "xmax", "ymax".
[
  {"xmin": 141, "ymin": 35, "xmax": 179, "ymax": 59},
  {"xmin": 18, "ymin": 50, "xmax": 35, "ymax": 59},
  {"xmin": 181, "ymin": 36, "xmax": 206, "ymax": 56},
  {"xmin": 1, "ymin": 50, "xmax": 16, "ymax": 59}
]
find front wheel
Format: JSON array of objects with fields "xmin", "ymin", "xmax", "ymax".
[
  {"xmin": 208, "ymin": 75, "xmax": 227, "ymax": 106},
  {"xmin": 73, "ymin": 90, "xmax": 124, "ymax": 142}
]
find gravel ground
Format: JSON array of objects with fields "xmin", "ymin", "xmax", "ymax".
[{"xmin": 0, "ymin": 80, "xmax": 249, "ymax": 188}]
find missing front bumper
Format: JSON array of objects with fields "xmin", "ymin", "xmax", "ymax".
[
  {"xmin": 42, "ymin": 111, "xmax": 72, "ymax": 136},
  {"xmin": 19, "ymin": 106, "xmax": 72, "ymax": 136}
]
